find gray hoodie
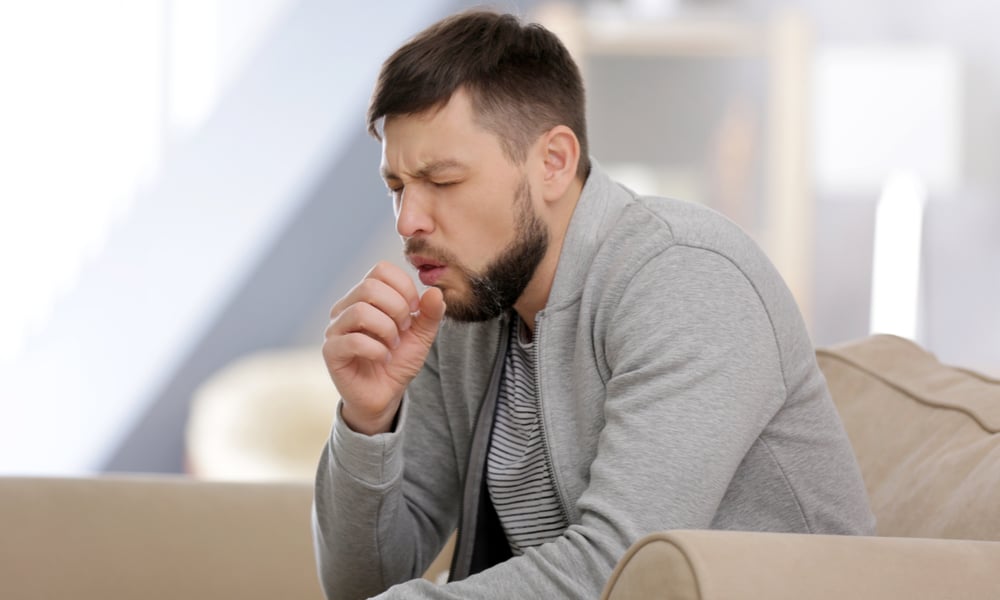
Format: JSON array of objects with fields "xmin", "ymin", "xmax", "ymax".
[{"xmin": 313, "ymin": 164, "xmax": 876, "ymax": 599}]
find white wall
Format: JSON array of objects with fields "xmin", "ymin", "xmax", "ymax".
[{"xmin": 0, "ymin": 0, "xmax": 455, "ymax": 475}]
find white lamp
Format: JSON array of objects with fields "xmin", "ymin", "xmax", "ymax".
[{"xmin": 869, "ymin": 172, "xmax": 928, "ymax": 340}]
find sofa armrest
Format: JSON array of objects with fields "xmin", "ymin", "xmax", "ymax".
[{"xmin": 601, "ymin": 530, "xmax": 1000, "ymax": 600}]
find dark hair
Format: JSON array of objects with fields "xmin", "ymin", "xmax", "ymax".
[{"xmin": 368, "ymin": 10, "xmax": 590, "ymax": 180}]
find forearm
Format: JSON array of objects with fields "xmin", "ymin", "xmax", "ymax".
[
  {"xmin": 374, "ymin": 526, "xmax": 621, "ymax": 599},
  {"xmin": 313, "ymin": 393, "xmax": 461, "ymax": 600},
  {"xmin": 313, "ymin": 404, "xmax": 414, "ymax": 600}
]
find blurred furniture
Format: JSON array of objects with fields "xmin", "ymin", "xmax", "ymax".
[
  {"xmin": 0, "ymin": 475, "xmax": 453, "ymax": 599},
  {"xmin": 186, "ymin": 346, "xmax": 336, "ymax": 480},
  {"xmin": 601, "ymin": 334, "xmax": 1000, "ymax": 599},
  {"xmin": 0, "ymin": 476, "xmax": 325, "ymax": 600}
]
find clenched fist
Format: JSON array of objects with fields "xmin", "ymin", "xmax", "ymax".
[{"xmin": 322, "ymin": 261, "xmax": 446, "ymax": 435}]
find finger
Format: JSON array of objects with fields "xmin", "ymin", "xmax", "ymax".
[
  {"xmin": 330, "ymin": 262, "xmax": 419, "ymax": 325},
  {"xmin": 328, "ymin": 302, "xmax": 402, "ymax": 351},
  {"xmin": 365, "ymin": 261, "xmax": 420, "ymax": 313},
  {"xmin": 323, "ymin": 331, "xmax": 391, "ymax": 369},
  {"xmin": 409, "ymin": 286, "xmax": 446, "ymax": 343},
  {"xmin": 331, "ymin": 277, "xmax": 415, "ymax": 334}
]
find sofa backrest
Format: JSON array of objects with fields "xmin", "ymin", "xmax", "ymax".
[{"xmin": 817, "ymin": 335, "xmax": 1000, "ymax": 541}]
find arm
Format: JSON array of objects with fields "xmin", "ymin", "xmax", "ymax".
[
  {"xmin": 372, "ymin": 246, "xmax": 788, "ymax": 598},
  {"xmin": 312, "ymin": 356, "xmax": 461, "ymax": 599},
  {"xmin": 312, "ymin": 262, "xmax": 457, "ymax": 599}
]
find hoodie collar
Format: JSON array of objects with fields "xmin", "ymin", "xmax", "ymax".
[{"xmin": 542, "ymin": 160, "xmax": 633, "ymax": 314}]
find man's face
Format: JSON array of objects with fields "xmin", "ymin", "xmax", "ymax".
[{"xmin": 380, "ymin": 89, "xmax": 549, "ymax": 322}]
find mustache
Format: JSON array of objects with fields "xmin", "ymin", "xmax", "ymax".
[{"xmin": 403, "ymin": 238, "xmax": 457, "ymax": 265}]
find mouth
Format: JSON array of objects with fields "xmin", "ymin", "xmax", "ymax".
[{"xmin": 408, "ymin": 255, "xmax": 448, "ymax": 286}]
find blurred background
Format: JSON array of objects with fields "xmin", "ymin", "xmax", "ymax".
[{"xmin": 0, "ymin": 0, "xmax": 996, "ymax": 478}]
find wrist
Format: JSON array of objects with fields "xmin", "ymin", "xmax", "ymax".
[{"xmin": 340, "ymin": 400, "xmax": 400, "ymax": 436}]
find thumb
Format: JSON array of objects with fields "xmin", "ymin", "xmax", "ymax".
[{"xmin": 409, "ymin": 286, "xmax": 446, "ymax": 343}]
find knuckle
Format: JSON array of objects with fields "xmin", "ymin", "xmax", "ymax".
[
  {"xmin": 329, "ymin": 301, "xmax": 343, "ymax": 319},
  {"xmin": 369, "ymin": 261, "xmax": 390, "ymax": 278},
  {"xmin": 321, "ymin": 340, "xmax": 339, "ymax": 365},
  {"xmin": 349, "ymin": 302, "xmax": 372, "ymax": 323},
  {"xmin": 340, "ymin": 302, "xmax": 359, "ymax": 320},
  {"xmin": 358, "ymin": 278, "xmax": 379, "ymax": 297},
  {"xmin": 346, "ymin": 333, "xmax": 372, "ymax": 355}
]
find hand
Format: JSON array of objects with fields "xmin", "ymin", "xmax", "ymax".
[{"xmin": 322, "ymin": 261, "xmax": 446, "ymax": 435}]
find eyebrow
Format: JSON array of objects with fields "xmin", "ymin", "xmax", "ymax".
[{"xmin": 381, "ymin": 159, "xmax": 466, "ymax": 181}]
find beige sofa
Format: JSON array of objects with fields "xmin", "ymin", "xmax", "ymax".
[
  {"xmin": 0, "ymin": 476, "xmax": 324, "ymax": 599},
  {"xmin": 0, "ymin": 475, "xmax": 452, "ymax": 599},
  {"xmin": 1, "ymin": 335, "xmax": 997, "ymax": 598},
  {"xmin": 602, "ymin": 334, "xmax": 1000, "ymax": 599}
]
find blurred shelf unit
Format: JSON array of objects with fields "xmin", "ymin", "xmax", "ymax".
[
  {"xmin": 536, "ymin": 5, "xmax": 815, "ymax": 326},
  {"xmin": 577, "ymin": 18, "xmax": 773, "ymax": 57}
]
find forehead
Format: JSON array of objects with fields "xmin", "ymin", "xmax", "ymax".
[{"xmin": 380, "ymin": 90, "xmax": 507, "ymax": 176}]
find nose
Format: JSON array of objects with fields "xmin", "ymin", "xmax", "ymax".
[{"xmin": 395, "ymin": 186, "xmax": 434, "ymax": 238}]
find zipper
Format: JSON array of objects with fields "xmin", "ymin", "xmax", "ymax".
[
  {"xmin": 532, "ymin": 313, "xmax": 572, "ymax": 529},
  {"xmin": 449, "ymin": 313, "xmax": 509, "ymax": 581}
]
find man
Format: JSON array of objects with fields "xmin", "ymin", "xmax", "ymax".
[{"xmin": 313, "ymin": 10, "xmax": 874, "ymax": 599}]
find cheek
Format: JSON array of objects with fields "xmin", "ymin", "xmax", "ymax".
[
  {"xmin": 459, "ymin": 230, "xmax": 506, "ymax": 272},
  {"xmin": 473, "ymin": 206, "xmax": 519, "ymax": 248},
  {"xmin": 445, "ymin": 179, "xmax": 523, "ymax": 266}
]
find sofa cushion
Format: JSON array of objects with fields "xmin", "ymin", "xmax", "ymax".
[{"xmin": 817, "ymin": 335, "xmax": 1000, "ymax": 540}]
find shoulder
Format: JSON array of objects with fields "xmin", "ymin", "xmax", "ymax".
[
  {"xmin": 587, "ymin": 193, "xmax": 774, "ymax": 301},
  {"xmin": 581, "ymin": 191, "xmax": 800, "ymax": 352},
  {"xmin": 586, "ymin": 192, "xmax": 811, "ymax": 384},
  {"xmin": 618, "ymin": 194, "xmax": 763, "ymax": 265}
]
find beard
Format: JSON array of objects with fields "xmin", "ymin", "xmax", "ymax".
[{"xmin": 404, "ymin": 177, "xmax": 549, "ymax": 322}]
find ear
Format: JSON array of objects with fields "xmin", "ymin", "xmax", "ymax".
[{"xmin": 538, "ymin": 125, "xmax": 581, "ymax": 203}]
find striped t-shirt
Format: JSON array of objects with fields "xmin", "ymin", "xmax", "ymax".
[{"xmin": 486, "ymin": 317, "xmax": 569, "ymax": 555}]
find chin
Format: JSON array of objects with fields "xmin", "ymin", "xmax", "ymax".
[{"xmin": 438, "ymin": 288, "xmax": 464, "ymax": 313}]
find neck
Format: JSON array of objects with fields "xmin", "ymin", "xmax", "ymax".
[{"xmin": 514, "ymin": 176, "xmax": 585, "ymax": 332}]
